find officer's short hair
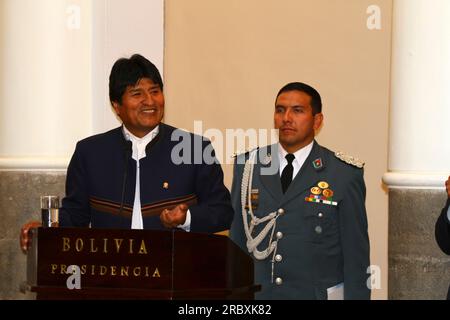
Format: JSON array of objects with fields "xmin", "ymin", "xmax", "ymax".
[
  {"xmin": 276, "ymin": 82, "xmax": 322, "ymax": 115},
  {"xmin": 109, "ymin": 54, "xmax": 163, "ymax": 105}
]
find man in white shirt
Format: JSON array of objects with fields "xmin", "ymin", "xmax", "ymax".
[
  {"xmin": 229, "ymin": 82, "xmax": 370, "ymax": 299},
  {"xmin": 21, "ymin": 54, "xmax": 233, "ymax": 250}
]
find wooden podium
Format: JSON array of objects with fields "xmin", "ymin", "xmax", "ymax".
[{"xmin": 26, "ymin": 227, "xmax": 259, "ymax": 300}]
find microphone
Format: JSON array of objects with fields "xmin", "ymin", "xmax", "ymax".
[{"xmin": 119, "ymin": 140, "xmax": 132, "ymax": 217}]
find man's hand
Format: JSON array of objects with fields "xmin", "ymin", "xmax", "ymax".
[
  {"xmin": 160, "ymin": 204, "xmax": 188, "ymax": 229},
  {"xmin": 20, "ymin": 221, "xmax": 41, "ymax": 253},
  {"xmin": 446, "ymin": 176, "xmax": 450, "ymax": 198}
]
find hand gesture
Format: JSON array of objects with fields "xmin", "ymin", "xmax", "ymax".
[{"xmin": 160, "ymin": 204, "xmax": 188, "ymax": 229}]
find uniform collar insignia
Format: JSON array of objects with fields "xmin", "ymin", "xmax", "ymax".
[{"xmin": 312, "ymin": 158, "xmax": 323, "ymax": 170}]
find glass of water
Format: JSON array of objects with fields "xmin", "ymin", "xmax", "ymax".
[{"xmin": 40, "ymin": 195, "xmax": 60, "ymax": 227}]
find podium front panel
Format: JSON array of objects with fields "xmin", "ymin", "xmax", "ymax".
[{"xmin": 34, "ymin": 228, "xmax": 172, "ymax": 290}]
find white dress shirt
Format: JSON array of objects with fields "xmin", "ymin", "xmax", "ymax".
[
  {"xmin": 447, "ymin": 205, "xmax": 450, "ymax": 223},
  {"xmin": 123, "ymin": 125, "xmax": 191, "ymax": 231},
  {"xmin": 278, "ymin": 141, "xmax": 314, "ymax": 180}
]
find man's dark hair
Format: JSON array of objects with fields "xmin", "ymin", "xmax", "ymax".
[
  {"xmin": 109, "ymin": 54, "xmax": 163, "ymax": 104},
  {"xmin": 276, "ymin": 82, "xmax": 322, "ymax": 115}
]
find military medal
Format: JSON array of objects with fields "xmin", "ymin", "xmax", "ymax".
[
  {"xmin": 311, "ymin": 187, "xmax": 322, "ymax": 195},
  {"xmin": 318, "ymin": 181, "xmax": 329, "ymax": 189},
  {"xmin": 305, "ymin": 181, "xmax": 338, "ymax": 206},
  {"xmin": 245, "ymin": 189, "xmax": 259, "ymax": 210},
  {"xmin": 322, "ymin": 189, "xmax": 334, "ymax": 198},
  {"xmin": 251, "ymin": 189, "xmax": 259, "ymax": 205}
]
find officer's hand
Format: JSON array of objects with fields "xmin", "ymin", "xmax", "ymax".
[
  {"xmin": 20, "ymin": 221, "xmax": 41, "ymax": 253},
  {"xmin": 160, "ymin": 204, "xmax": 188, "ymax": 228},
  {"xmin": 446, "ymin": 176, "xmax": 450, "ymax": 198}
]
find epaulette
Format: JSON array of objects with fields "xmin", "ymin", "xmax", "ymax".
[
  {"xmin": 231, "ymin": 147, "xmax": 259, "ymax": 159},
  {"xmin": 335, "ymin": 151, "xmax": 365, "ymax": 168}
]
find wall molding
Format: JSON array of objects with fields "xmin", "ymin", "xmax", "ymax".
[
  {"xmin": 382, "ymin": 172, "xmax": 448, "ymax": 189},
  {"xmin": 0, "ymin": 157, "xmax": 69, "ymax": 171}
]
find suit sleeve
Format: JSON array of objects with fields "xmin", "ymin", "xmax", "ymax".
[
  {"xmin": 188, "ymin": 140, "xmax": 234, "ymax": 233},
  {"xmin": 229, "ymin": 157, "xmax": 248, "ymax": 253},
  {"xmin": 59, "ymin": 142, "xmax": 91, "ymax": 227},
  {"xmin": 339, "ymin": 168, "xmax": 371, "ymax": 300},
  {"xmin": 435, "ymin": 199, "xmax": 450, "ymax": 255}
]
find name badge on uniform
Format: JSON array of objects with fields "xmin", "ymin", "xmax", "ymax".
[
  {"xmin": 305, "ymin": 181, "xmax": 338, "ymax": 206},
  {"xmin": 245, "ymin": 189, "xmax": 259, "ymax": 211}
]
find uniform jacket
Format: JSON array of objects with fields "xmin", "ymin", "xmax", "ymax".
[
  {"xmin": 435, "ymin": 198, "xmax": 450, "ymax": 299},
  {"xmin": 59, "ymin": 123, "xmax": 233, "ymax": 233},
  {"xmin": 230, "ymin": 141, "xmax": 370, "ymax": 299}
]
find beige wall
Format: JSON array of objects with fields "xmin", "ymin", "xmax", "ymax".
[{"xmin": 165, "ymin": 0, "xmax": 392, "ymax": 299}]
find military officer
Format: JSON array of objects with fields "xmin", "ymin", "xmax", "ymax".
[
  {"xmin": 435, "ymin": 176, "xmax": 450, "ymax": 299},
  {"xmin": 229, "ymin": 82, "xmax": 370, "ymax": 300}
]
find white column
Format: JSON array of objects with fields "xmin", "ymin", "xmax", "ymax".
[
  {"xmin": 91, "ymin": 0, "xmax": 165, "ymax": 135},
  {"xmin": 383, "ymin": 0, "xmax": 450, "ymax": 189},
  {"xmin": 0, "ymin": 0, "xmax": 92, "ymax": 170},
  {"xmin": 0, "ymin": 0, "xmax": 165, "ymax": 170}
]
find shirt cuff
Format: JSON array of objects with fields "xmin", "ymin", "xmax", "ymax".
[
  {"xmin": 178, "ymin": 209, "xmax": 191, "ymax": 232},
  {"xmin": 447, "ymin": 205, "xmax": 450, "ymax": 223}
]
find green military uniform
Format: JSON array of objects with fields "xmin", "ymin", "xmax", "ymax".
[{"xmin": 229, "ymin": 141, "xmax": 370, "ymax": 299}]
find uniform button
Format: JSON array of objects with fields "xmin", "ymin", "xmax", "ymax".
[
  {"xmin": 275, "ymin": 277, "xmax": 283, "ymax": 285},
  {"xmin": 276, "ymin": 232, "xmax": 283, "ymax": 239},
  {"xmin": 318, "ymin": 212, "xmax": 323, "ymax": 218},
  {"xmin": 277, "ymin": 208, "xmax": 285, "ymax": 215},
  {"xmin": 315, "ymin": 226, "xmax": 322, "ymax": 234},
  {"xmin": 275, "ymin": 254, "xmax": 282, "ymax": 262}
]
